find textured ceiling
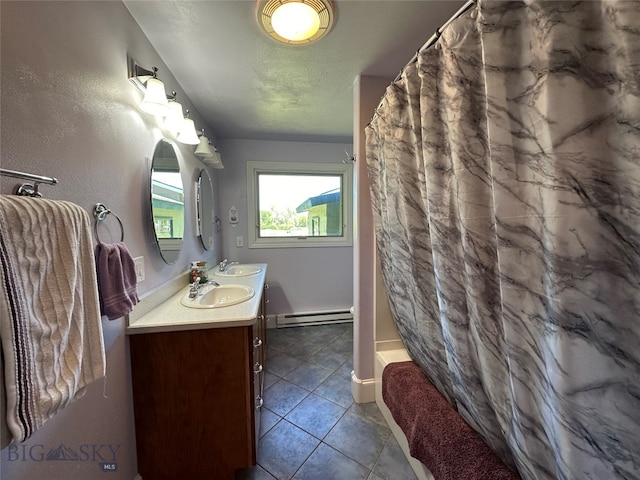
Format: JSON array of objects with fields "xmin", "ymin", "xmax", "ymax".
[{"xmin": 124, "ymin": 0, "xmax": 462, "ymax": 143}]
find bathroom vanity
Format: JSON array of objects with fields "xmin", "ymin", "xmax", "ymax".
[{"xmin": 127, "ymin": 264, "xmax": 268, "ymax": 480}]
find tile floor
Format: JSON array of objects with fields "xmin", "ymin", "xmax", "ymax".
[{"xmin": 236, "ymin": 322, "xmax": 417, "ymax": 480}]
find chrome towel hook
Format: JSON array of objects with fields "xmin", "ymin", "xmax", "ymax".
[
  {"xmin": 344, "ymin": 150, "xmax": 356, "ymax": 164},
  {"xmin": 93, "ymin": 203, "xmax": 124, "ymax": 243}
]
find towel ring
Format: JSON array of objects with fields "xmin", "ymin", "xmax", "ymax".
[{"xmin": 93, "ymin": 203, "xmax": 124, "ymax": 243}]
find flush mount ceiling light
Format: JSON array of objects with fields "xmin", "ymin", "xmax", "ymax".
[{"xmin": 258, "ymin": 0, "xmax": 334, "ymax": 45}]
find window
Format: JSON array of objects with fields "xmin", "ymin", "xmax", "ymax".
[{"xmin": 247, "ymin": 161, "xmax": 353, "ymax": 248}]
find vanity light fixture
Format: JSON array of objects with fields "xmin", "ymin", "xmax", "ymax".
[
  {"xmin": 258, "ymin": 0, "xmax": 334, "ymax": 45},
  {"xmin": 129, "ymin": 59, "xmax": 205, "ymax": 144},
  {"xmin": 129, "ymin": 63, "xmax": 171, "ymax": 117},
  {"xmin": 163, "ymin": 92, "xmax": 185, "ymax": 137},
  {"xmin": 198, "ymin": 136, "xmax": 223, "ymax": 169},
  {"xmin": 210, "ymin": 147, "xmax": 224, "ymax": 169},
  {"xmin": 194, "ymin": 130, "xmax": 215, "ymax": 158},
  {"xmin": 177, "ymin": 109, "xmax": 200, "ymax": 145}
]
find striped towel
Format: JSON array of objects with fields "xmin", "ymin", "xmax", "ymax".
[{"xmin": 0, "ymin": 196, "xmax": 105, "ymax": 447}]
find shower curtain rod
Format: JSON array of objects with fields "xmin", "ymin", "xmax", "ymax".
[
  {"xmin": 371, "ymin": 0, "xmax": 476, "ymax": 117},
  {"xmin": 393, "ymin": 0, "xmax": 476, "ymax": 83}
]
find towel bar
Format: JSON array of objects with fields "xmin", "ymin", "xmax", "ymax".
[
  {"xmin": 0, "ymin": 167, "xmax": 58, "ymax": 197},
  {"xmin": 93, "ymin": 203, "xmax": 124, "ymax": 243}
]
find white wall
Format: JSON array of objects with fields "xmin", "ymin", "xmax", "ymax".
[
  {"xmin": 217, "ymin": 139, "xmax": 354, "ymax": 316},
  {"xmin": 0, "ymin": 2, "xmax": 219, "ymax": 479}
]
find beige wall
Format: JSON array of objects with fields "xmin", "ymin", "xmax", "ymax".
[{"xmin": 1, "ymin": 2, "xmax": 219, "ymax": 478}]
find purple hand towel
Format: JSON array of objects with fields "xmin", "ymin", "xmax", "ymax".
[{"xmin": 95, "ymin": 242, "xmax": 139, "ymax": 320}]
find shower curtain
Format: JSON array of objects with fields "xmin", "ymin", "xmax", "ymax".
[{"xmin": 365, "ymin": 1, "xmax": 640, "ymax": 479}]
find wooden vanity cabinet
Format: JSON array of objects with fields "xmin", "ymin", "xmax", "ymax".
[{"xmin": 129, "ymin": 298, "xmax": 267, "ymax": 480}]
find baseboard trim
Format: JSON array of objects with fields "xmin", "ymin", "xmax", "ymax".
[{"xmin": 351, "ymin": 371, "xmax": 376, "ymax": 403}]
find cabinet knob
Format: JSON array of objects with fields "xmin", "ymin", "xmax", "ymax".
[
  {"xmin": 253, "ymin": 337, "xmax": 263, "ymax": 348},
  {"xmin": 254, "ymin": 362, "xmax": 263, "ymax": 374},
  {"xmin": 255, "ymin": 395, "xmax": 263, "ymax": 410},
  {"xmin": 264, "ymin": 283, "xmax": 270, "ymax": 290}
]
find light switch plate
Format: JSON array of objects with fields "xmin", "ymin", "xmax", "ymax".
[
  {"xmin": 236, "ymin": 236, "xmax": 244, "ymax": 247},
  {"xmin": 134, "ymin": 256, "xmax": 145, "ymax": 282}
]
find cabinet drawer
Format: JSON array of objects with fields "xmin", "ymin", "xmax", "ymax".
[{"xmin": 251, "ymin": 313, "xmax": 267, "ymax": 448}]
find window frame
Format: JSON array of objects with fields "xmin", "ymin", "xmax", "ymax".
[{"xmin": 247, "ymin": 161, "xmax": 353, "ymax": 249}]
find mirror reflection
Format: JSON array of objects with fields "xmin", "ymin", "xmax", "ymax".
[
  {"xmin": 150, "ymin": 139, "xmax": 184, "ymax": 264},
  {"xmin": 196, "ymin": 169, "xmax": 215, "ymax": 251}
]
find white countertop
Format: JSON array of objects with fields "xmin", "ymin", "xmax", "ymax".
[{"xmin": 126, "ymin": 264, "xmax": 267, "ymax": 335}]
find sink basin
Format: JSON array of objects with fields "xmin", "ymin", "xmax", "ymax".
[
  {"xmin": 213, "ymin": 264, "xmax": 263, "ymax": 277},
  {"xmin": 180, "ymin": 284, "xmax": 255, "ymax": 309}
]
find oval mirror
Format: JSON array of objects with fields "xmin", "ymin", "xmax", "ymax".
[
  {"xmin": 196, "ymin": 169, "xmax": 215, "ymax": 251},
  {"xmin": 150, "ymin": 139, "xmax": 184, "ymax": 264}
]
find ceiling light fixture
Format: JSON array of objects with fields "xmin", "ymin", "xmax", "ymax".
[{"xmin": 258, "ymin": 0, "xmax": 334, "ymax": 45}]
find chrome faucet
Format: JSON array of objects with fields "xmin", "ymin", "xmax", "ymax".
[
  {"xmin": 189, "ymin": 277, "xmax": 201, "ymax": 298},
  {"xmin": 219, "ymin": 259, "xmax": 229, "ymax": 272}
]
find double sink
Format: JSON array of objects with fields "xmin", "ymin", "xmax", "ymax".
[{"xmin": 180, "ymin": 264, "xmax": 263, "ymax": 309}]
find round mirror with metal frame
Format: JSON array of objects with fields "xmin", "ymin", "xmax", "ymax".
[
  {"xmin": 150, "ymin": 139, "xmax": 184, "ymax": 264},
  {"xmin": 196, "ymin": 168, "xmax": 215, "ymax": 251}
]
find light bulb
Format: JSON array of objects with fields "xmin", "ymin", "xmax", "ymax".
[{"xmin": 271, "ymin": 2, "xmax": 320, "ymax": 41}]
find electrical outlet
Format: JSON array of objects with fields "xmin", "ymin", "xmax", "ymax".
[
  {"xmin": 134, "ymin": 256, "xmax": 145, "ymax": 282},
  {"xmin": 236, "ymin": 236, "xmax": 244, "ymax": 247}
]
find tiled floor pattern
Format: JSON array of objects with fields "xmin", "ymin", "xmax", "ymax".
[{"xmin": 236, "ymin": 323, "xmax": 417, "ymax": 480}]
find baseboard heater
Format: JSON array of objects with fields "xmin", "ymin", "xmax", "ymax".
[{"xmin": 276, "ymin": 309, "xmax": 353, "ymax": 328}]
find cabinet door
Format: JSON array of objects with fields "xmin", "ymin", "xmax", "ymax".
[{"xmin": 130, "ymin": 327, "xmax": 254, "ymax": 480}]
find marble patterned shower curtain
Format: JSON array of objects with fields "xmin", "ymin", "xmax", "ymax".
[{"xmin": 365, "ymin": 1, "xmax": 640, "ymax": 479}]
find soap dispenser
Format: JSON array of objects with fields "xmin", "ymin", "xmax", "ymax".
[{"xmin": 190, "ymin": 261, "xmax": 208, "ymax": 284}]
